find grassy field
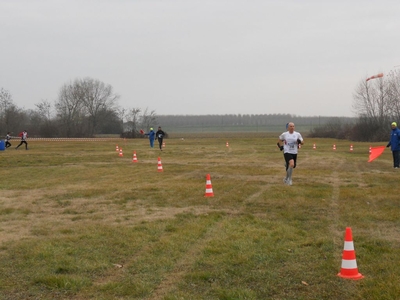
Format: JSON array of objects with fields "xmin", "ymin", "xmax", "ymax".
[{"xmin": 0, "ymin": 133, "xmax": 399, "ymax": 299}]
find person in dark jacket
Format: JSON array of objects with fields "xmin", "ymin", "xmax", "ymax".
[
  {"xmin": 387, "ymin": 122, "xmax": 400, "ymax": 168},
  {"xmin": 155, "ymin": 126, "xmax": 165, "ymax": 151},
  {"xmin": 5, "ymin": 132, "xmax": 12, "ymax": 148}
]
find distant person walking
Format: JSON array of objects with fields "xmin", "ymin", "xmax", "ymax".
[
  {"xmin": 277, "ymin": 122, "xmax": 304, "ymax": 185},
  {"xmin": 15, "ymin": 130, "xmax": 28, "ymax": 150},
  {"xmin": 144, "ymin": 128, "xmax": 156, "ymax": 148},
  {"xmin": 5, "ymin": 132, "xmax": 12, "ymax": 148},
  {"xmin": 155, "ymin": 126, "xmax": 165, "ymax": 150},
  {"xmin": 386, "ymin": 122, "xmax": 400, "ymax": 168}
]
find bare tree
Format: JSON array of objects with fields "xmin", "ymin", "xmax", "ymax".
[
  {"xmin": 0, "ymin": 88, "xmax": 22, "ymax": 134},
  {"xmin": 126, "ymin": 108, "xmax": 141, "ymax": 132},
  {"xmin": 352, "ymin": 72, "xmax": 400, "ymax": 141},
  {"xmin": 55, "ymin": 81, "xmax": 85, "ymax": 137},
  {"xmin": 141, "ymin": 108, "xmax": 157, "ymax": 131},
  {"xmin": 79, "ymin": 78, "xmax": 120, "ymax": 136},
  {"xmin": 32, "ymin": 100, "xmax": 58, "ymax": 137},
  {"xmin": 386, "ymin": 69, "xmax": 400, "ymax": 121},
  {"xmin": 352, "ymin": 77, "xmax": 390, "ymax": 123},
  {"xmin": 0, "ymin": 88, "xmax": 12, "ymax": 130}
]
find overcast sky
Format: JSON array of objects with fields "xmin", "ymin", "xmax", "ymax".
[{"xmin": 1, "ymin": 0, "xmax": 399, "ymax": 117}]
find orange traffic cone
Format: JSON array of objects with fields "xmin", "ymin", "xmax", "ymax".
[
  {"xmin": 226, "ymin": 141, "xmax": 229, "ymax": 147},
  {"xmin": 333, "ymin": 144, "xmax": 336, "ymax": 151},
  {"xmin": 369, "ymin": 146, "xmax": 372, "ymax": 154},
  {"xmin": 162, "ymin": 141, "xmax": 166, "ymax": 148},
  {"xmin": 350, "ymin": 144, "xmax": 354, "ymax": 152},
  {"xmin": 119, "ymin": 148, "xmax": 123, "ymax": 157},
  {"xmin": 313, "ymin": 143, "xmax": 316, "ymax": 150},
  {"xmin": 116, "ymin": 145, "xmax": 119, "ymax": 152},
  {"xmin": 157, "ymin": 157, "xmax": 163, "ymax": 172},
  {"xmin": 204, "ymin": 174, "xmax": 214, "ymax": 197},
  {"xmin": 337, "ymin": 227, "xmax": 364, "ymax": 280},
  {"xmin": 132, "ymin": 151, "xmax": 138, "ymax": 163}
]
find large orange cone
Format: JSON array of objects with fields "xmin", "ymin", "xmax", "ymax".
[
  {"xmin": 157, "ymin": 157, "xmax": 163, "ymax": 172},
  {"xmin": 119, "ymin": 148, "xmax": 123, "ymax": 157},
  {"xmin": 204, "ymin": 174, "xmax": 214, "ymax": 197},
  {"xmin": 337, "ymin": 227, "xmax": 364, "ymax": 280},
  {"xmin": 132, "ymin": 151, "xmax": 138, "ymax": 163}
]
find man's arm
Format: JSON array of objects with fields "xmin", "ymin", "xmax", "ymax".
[{"xmin": 277, "ymin": 140, "xmax": 284, "ymax": 151}]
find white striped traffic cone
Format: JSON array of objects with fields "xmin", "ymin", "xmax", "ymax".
[
  {"xmin": 157, "ymin": 157, "xmax": 163, "ymax": 172},
  {"xmin": 204, "ymin": 174, "xmax": 214, "ymax": 197},
  {"xmin": 132, "ymin": 151, "xmax": 138, "ymax": 163},
  {"xmin": 337, "ymin": 227, "xmax": 364, "ymax": 280}
]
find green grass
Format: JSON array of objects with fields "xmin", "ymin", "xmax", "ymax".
[{"xmin": 0, "ymin": 135, "xmax": 399, "ymax": 299}]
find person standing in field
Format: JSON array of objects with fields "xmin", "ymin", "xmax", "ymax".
[
  {"xmin": 386, "ymin": 121, "xmax": 400, "ymax": 168},
  {"xmin": 15, "ymin": 130, "xmax": 28, "ymax": 150},
  {"xmin": 5, "ymin": 132, "xmax": 12, "ymax": 148},
  {"xmin": 155, "ymin": 126, "xmax": 165, "ymax": 151},
  {"xmin": 277, "ymin": 122, "xmax": 304, "ymax": 185},
  {"xmin": 144, "ymin": 127, "xmax": 156, "ymax": 148}
]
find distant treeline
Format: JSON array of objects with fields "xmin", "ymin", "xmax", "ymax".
[{"xmin": 155, "ymin": 114, "xmax": 355, "ymax": 132}]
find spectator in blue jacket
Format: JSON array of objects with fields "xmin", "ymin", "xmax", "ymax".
[
  {"xmin": 387, "ymin": 122, "xmax": 400, "ymax": 168},
  {"xmin": 145, "ymin": 128, "xmax": 156, "ymax": 148}
]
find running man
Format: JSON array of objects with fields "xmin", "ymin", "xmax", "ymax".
[
  {"xmin": 5, "ymin": 132, "xmax": 12, "ymax": 148},
  {"xmin": 277, "ymin": 122, "xmax": 304, "ymax": 185},
  {"xmin": 155, "ymin": 126, "xmax": 165, "ymax": 150},
  {"xmin": 15, "ymin": 130, "xmax": 28, "ymax": 150}
]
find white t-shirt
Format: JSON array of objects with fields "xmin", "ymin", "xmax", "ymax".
[{"xmin": 279, "ymin": 131, "xmax": 303, "ymax": 154}]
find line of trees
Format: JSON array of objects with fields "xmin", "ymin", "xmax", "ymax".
[
  {"xmin": 0, "ymin": 78, "xmax": 157, "ymax": 138},
  {"xmin": 309, "ymin": 69, "xmax": 400, "ymax": 142},
  {"xmin": 2, "ymin": 70, "xmax": 400, "ymax": 141},
  {"xmin": 156, "ymin": 114, "xmax": 353, "ymax": 128}
]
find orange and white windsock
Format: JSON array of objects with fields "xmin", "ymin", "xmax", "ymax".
[{"xmin": 366, "ymin": 73, "xmax": 383, "ymax": 81}]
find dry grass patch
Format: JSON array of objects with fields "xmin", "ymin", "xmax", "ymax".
[{"xmin": 0, "ymin": 136, "xmax": 399, "ymax": 299}]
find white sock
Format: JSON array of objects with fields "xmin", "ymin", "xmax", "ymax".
[{"xmin": 287, "ymin": 167, "xmax": 293, "ymax": 180}]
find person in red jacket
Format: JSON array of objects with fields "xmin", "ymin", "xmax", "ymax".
[{"xmin": 15, "ymin": 130, "xmax": 28, "ymax": 150}]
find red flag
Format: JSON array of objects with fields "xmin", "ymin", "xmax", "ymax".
[
  {"xmin": 140, "ymin": 129, "xmax": 144, "ymax": 134},
  {"xmin": 368, "ymin": 146, "xmax": 385, "ymax": 162}
]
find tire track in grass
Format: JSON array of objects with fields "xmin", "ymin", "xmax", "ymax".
[
  {"xmin": 84, "ymin": 216, "xmax": 224, "ymax": 299},
  {"xmin": 327, "ymin": 156, "xmax": 367, "ymax": 253},
  {"xmin": 328, "ymin": 167, "xmax": 342, "ymax": 240},
  {"xmin": 147, "ymin": 219, "xmax": 224, "ymax": 299}
]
